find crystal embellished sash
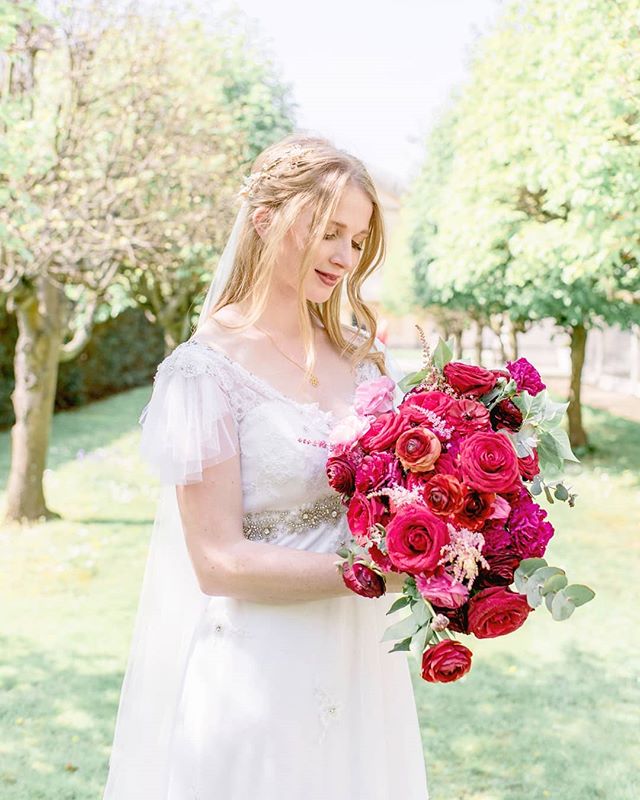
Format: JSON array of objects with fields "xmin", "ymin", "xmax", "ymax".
[{"xmin": 242, "ymin": 493, "xmax": 346, "ymax": 542}]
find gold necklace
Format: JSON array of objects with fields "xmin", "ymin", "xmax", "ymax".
[{"xmin": 254, "ymin": 323, "xmax": 320, "ymax": 387}]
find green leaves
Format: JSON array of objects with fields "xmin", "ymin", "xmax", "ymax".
[
  {"xmin": 431, "ymin": 336, "xmax": 454, "ymax": 371},
  {"xmin": 513, "ymin": 558, "xmax": 595, "ymax": 620}
]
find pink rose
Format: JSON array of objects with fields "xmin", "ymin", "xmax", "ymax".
[
  {"xmin": 458, "ymin": 431, "xmax": 521, "ymax": 493},
  {"xmin": 355, "ymin": 452, "xmax": 397, "ymax": 493},
  {"xmin": 416, "ymin": 569, "xmax": 469, "ymax": 608},
  {"xmin": 328, "ymin": 413, "xmax": 371, "ymax": 452},
  {"xmin": 385, "ymin": 505, "xmax": 450, "ymax": 575},
  {"xmin": 346, "ymin": 493, "xmax": 389, "ymax": 544},
  {"xmin": 360, "ymin": 411, "xmax": 410, "ymax": 453},
  {"xmin": 354, "ymin": 376, "xmax": 396, "ymax": 416}
]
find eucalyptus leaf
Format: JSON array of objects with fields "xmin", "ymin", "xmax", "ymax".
[
  {"xmin": 563, "ymin": 584, "xmax": 596, "ymax": 607},
  {"xmin": 551, "ymin": 591, "xmax": 576, "ymax": 621},
  {"xmin": 381, "ymin": 614, "xmax": 420, "ymax": 643},
  {"xmin": 517, "ymin": 557, "xmax": 548, "ymax": 577},
  {"xmin": 541, "ymin": 572, "xmax": 568, "ymax": 595},
  {"xmin": 526, "ymin": 581, "xmax": 544, "ymax": 608},
  {"xmin": 545, "ymin": 592, "xmax": 555, "ymax": 612},
  {"xmin": 388, "ymin": 637, "xmax": 412, "ymax": 653},
  {"xmin": 553, "ymin": 483, "xmax": 569, "ymax": 501},
  {"xmin": 513, "ymin": 569, "xmax": 529, "ymax": 594}
]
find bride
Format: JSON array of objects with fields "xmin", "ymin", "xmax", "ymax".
[{"xmin": 102, "ymin": 134, "xmax": 429, "ymax": 799}]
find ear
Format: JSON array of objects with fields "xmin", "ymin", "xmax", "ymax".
[{"xmin": 251, "ymin": 206, "xmax": 272, "ymax": 240}]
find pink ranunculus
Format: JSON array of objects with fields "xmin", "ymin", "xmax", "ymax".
[
  {"xmin": 443, "ymin": 362, "xmax": 497, "ymax": 398},
  {"xmin": 400, "ymin": 389, "xmax": 456, "ymax": 417},
  {"xmin": 385, "ymin": 505, "xmax": 450, "ymax": 576},
  {"xmin": 341, "ymin": 562, "xmax": 386, "ymax": 598},
  {"xmin": 421, "ymin": 640, "xmax": 473, "ymax": 683},
  {"xmin": 506, "ymin": 358, "xmax": 546, "ymax": 396},
  {"xmin": 328, "ymin": 413, "xmax": 371, "ymax": 452},
  {"xmin": 346, "ymin": 492, "xmax": 375, "ymax": 544},
  {"xmin": 458, "ymin": 431, "xmax": 521, "ymax": 493},
  {"xmin": 416, "ymin": 569, "xmax": 469, "ymax": 608},
  {"xmin": 359, "ymin": 411, "xmax": 410, "ymax": 453},
  {"xmin": 354, "ymin": 376, "xmax": 396, "ymax": 417}
]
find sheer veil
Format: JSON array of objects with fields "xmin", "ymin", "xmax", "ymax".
[{"xmin": 102, "ymin": 201, "xmax": 248, "ymax": 799}]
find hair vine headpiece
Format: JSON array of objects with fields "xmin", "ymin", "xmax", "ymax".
[{"xmin": 237, "ymin": 142, "xmax": 308, "ymax": 200}]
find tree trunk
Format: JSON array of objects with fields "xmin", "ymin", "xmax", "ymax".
[
  {"xmin": 474, "ymin": 321, "xmax": 484, "ymax": 366},
  {"xmin": 567, "ymin": 323, "xmax": 589, "ymax": 449},
  {"xmin": 453, "ymin": 327, "xmax": 464, "ymax": 360},
  {"xmin": 4, "ymin": 277, "xmax": 64, "ymax": 523}
]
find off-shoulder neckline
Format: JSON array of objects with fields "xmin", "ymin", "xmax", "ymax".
[{"xmin": 182, "ymin": 337, "xmax": 371, "ymax": 420}]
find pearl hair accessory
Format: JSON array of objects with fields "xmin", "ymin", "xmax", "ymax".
[{"xmin": 237, "ymin": 143, "xmax": 308, "ymax": 200}]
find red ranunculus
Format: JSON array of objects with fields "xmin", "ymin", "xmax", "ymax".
[
  {"xmin": 467, "ymin": 586, "xmax": 532, "ymax": 638},
  {"xmin": 341, "ymin": 562, "xmax": 386, "ymax": 598},
  {"xmin": 422, "ymin": 474, "xmax": 464, "ymax": 517},
  {"xmin": 518, "ymin": 450, "xmax": 540, "ymax": 481},
  {"xmin": 443, "ymin": 362, "xmax": 497, "ymax": 398},
  {"xmin": 385, "ymin": 505, "xmax": 450, "ymax": 575},
  {"xmin": 490, "ymin": 398, "xmax": 524, "ymax": 432},
  {"xmin": 458, "ymin": 432, "xmax": 520, "ymax": 493},
  {"xmin": 326, "ymin": 455, "xmax": 355, "ymax": 494},
  {"xmin": 454, "ymin": 486, "xmax": 496, "ymax": 530},
  {"xmin": 346, "ymin": 493, "xmax": 374, "ymax": 543},
  {"xmin": 446, "ymin": 398, "xmax": 491, "ymax": 434},
  {"xmin": 395, "ymin": 427, "xmax": 442, "ymax": 472},
  {"xmin": 360, "ymin": 411, "xmax": 409, "ymax": 453},
  {"xmin": 421, "ymin": 640, "xmax": 473, "ymax": 683}
]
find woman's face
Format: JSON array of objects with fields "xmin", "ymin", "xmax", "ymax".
[{"xmin": 270, "ymin": 182, "xmax": 374, "ymax": 303}]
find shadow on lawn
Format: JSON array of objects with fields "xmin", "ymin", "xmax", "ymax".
[
  {"xmin": 0, "ymin": 634, "xmax": 122, "ymax": 799},
  {"xmin": 413, "ymin": 643, "xmax": 638, "ymax": 800}
]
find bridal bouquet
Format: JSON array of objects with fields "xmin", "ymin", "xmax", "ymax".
[{"xmin": 327, "ymin": 334, "xmax": 595, "ymax": 684}]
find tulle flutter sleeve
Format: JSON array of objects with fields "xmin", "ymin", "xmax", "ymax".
[{"xmin": 138, "ymin": 344, "xmax": 239, "ymax": 485}]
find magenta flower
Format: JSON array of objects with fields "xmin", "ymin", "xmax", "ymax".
[{"xmin": 506, "ymin": 358, "xmax": 546, "ymax": 396}]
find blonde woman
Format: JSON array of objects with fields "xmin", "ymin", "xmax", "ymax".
[{"xmin": 103, "ymin": 135, "xmax": 429, "ymax": 799}]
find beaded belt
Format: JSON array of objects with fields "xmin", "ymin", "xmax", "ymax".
[{"xmin": 242, "ymin": 493, "xmax": 346, "ymax": 542}]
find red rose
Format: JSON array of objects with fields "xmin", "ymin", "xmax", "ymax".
[
  {"xmin": 490, "ymin": 398, "xmax": 524, "ymax": 432},
  {"xmin": 443, "ymin": 362, "xmax": 497, "ymax": 397},
  {"xmin": 458, "ymin": 432, "xmax": 520, "ymax": 493},
  {"xmin": 467, "ymin": 586, "xmax": 532, "ymax": 639},
  {"xmin": 385, "ymin": 505, "xmax": 450, "ymax": 575},
  {"xmin": 446, "ymin": 398, "xmax": 491, "ymax": 434},
  {"xmin": 326, "ymin": 455, "xmax": 355, "ymax": 494},
  {"xmin": 421, "ymin": 640, "xmax": 473, "ymax": 683},
  {"xmin": 360, "ymin": 411, "xmax": 409, "ymax": 453},
  {"xmin": 395, "ymin": 427, "xmax": 442, "ymax": 472},
  {"xmin": 518, "ymin": 450, "xmax": 540, "ymax": 481},
  {"xmin": 346, "ymin": 493, "xmax": 374, "ymax": 543},
  {"xmin": 341, "ymin": 562, "xmax": 386, "ymax": 598},
  {"xmin": 423, "ymin": 474, "xmax": 464, "ymax": 517}
]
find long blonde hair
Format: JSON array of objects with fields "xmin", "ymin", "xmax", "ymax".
[{"xmin": 201, "ymin": 133, "xmax": 388, "ymax": 377}]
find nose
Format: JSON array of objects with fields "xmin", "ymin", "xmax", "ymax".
[{"xmin": 329, "ymin": 239, "xmax": 354, "ymax": 271}]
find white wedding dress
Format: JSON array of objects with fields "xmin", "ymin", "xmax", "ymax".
[{"xmin": 103, "ymin": 336, "xmax": 429, "ymax": 800}]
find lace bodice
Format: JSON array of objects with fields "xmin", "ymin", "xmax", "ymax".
[{"xmin": 147, "ymin": 338, "xmax": 382, "ymax": 515}]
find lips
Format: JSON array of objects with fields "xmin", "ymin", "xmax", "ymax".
[{"xmin": 315, "ymin": 269, "xmax": 340, "ymax": 286}]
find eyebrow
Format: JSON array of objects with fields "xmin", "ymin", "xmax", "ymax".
[{"xmin": 331, "ymin": 220, "xmax": 369, "ymax": 237}]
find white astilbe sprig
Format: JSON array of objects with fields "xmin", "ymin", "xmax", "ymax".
[
  {"xmin": 367, "ymin": 484, "xmax": 425, "ymax": 514},
  {"xmin": 403, "ymin": 405, "xmax": 454, "ymax": 440},
  {"xmin": 438, "ymin": 524, "xmax": 489, "ymax": 590}
]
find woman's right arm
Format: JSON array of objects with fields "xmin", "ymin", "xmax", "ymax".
[{"xmin": 176, "ymin": 451, "xmax": 359, "ymax": 603}]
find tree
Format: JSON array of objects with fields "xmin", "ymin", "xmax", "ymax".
[{"xmin": 408, "ymin": 0, "xmax": 640, "ymax": 447}]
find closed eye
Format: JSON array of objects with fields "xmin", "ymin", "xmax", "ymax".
[{"xmin": 324, "ymin": 233, "xmax": 365, "ymax": 251}]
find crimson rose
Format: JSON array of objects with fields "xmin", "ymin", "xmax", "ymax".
[
  {"xmin": 459, "ymin": 432, "xmax": 520, "ymax": 493},
  {"xmin": 467, "ymin": 586, "xmax": 531, "ymax": 638},
  {"xmin": 326, "ymin": 455, "xmax": 355, "ymax": 494},
  {"xmin": 421, "ymin": 640, "xmax": 473, "ymax": 683},
  {"xmin": 443, "ymin": 362, "xmax": 497, "ymax": 398},
  {"xmin": 385, "ymin": 506, "xmax": 450, "ymax": 575}
]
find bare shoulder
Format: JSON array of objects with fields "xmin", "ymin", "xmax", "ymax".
[{"xmin": 192, "ymin": 308, "xmax": 262, "ymax": 361}]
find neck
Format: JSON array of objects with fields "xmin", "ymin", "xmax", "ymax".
[{"xmin": 238, "ymin": 283, "xmax": 321, "ymax": 341}]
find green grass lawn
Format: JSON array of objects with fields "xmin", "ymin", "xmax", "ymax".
[{"xmin": 0, "ymin": 386, "xmax": 638, "ymax": 800}]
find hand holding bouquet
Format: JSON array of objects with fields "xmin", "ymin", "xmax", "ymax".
[{"xmin": 327, "ymin": 333, "xmax": 595, "ymax": 684}]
